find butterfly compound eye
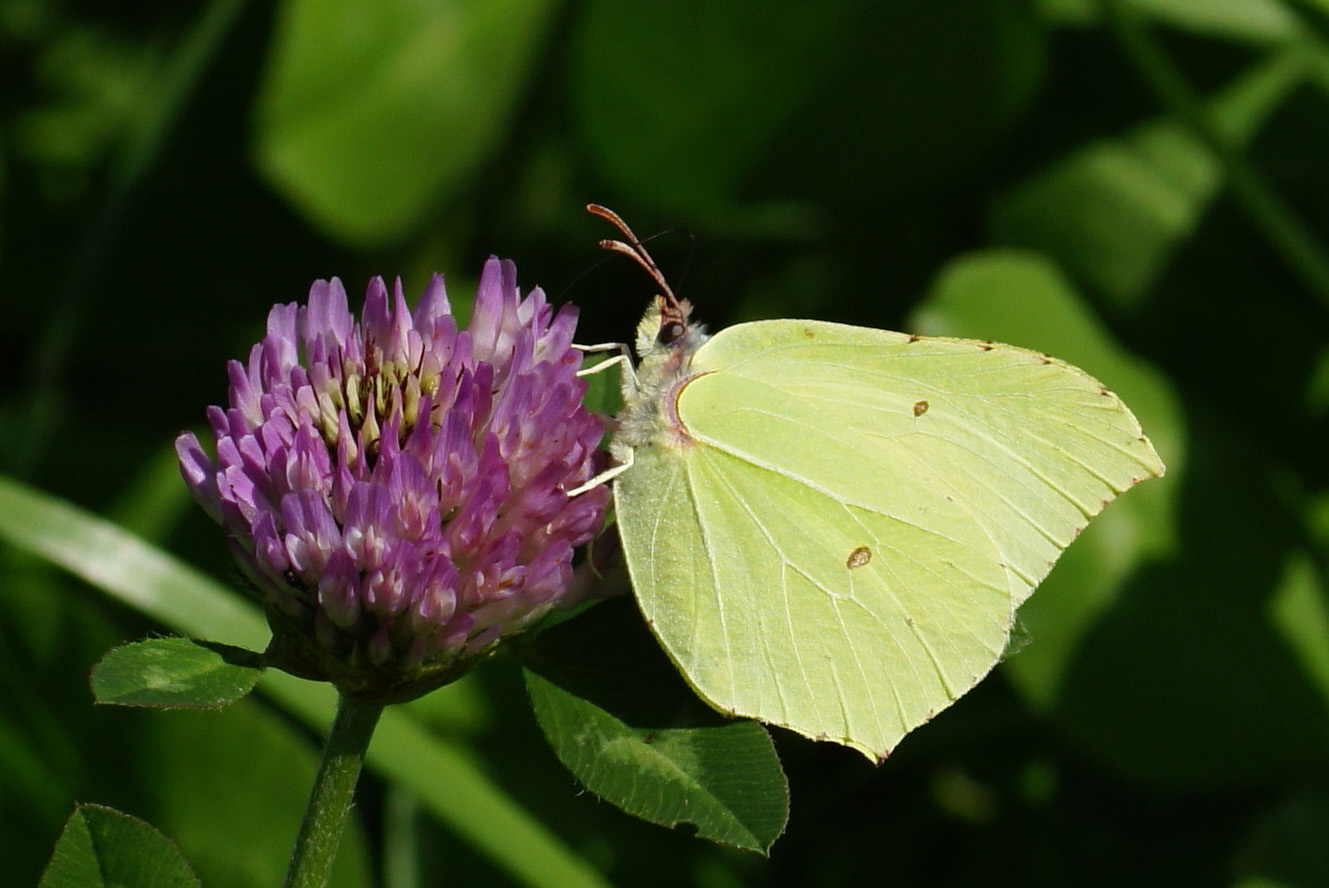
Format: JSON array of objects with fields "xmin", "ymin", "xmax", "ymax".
[{"xmin": 658, "ymin": 321, "xmax": 685, "ymax": 346}]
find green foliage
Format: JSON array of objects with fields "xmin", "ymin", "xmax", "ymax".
[
  {"xmin": 254, "ymin": 0, "xmax": 559, "ymax": 245},
  {"xmin": 6, "ymin": 0, "xmax": 1329, "ymax": 883},
  {"xmin": 40, "ymin": 804, "xmax": 199, "ymax": 888},
  {"xmin": 989, "ymin": 48, "xmax": 1304, "ymax": 307},
  {"xmin": 527, "ymin": 672, "xmax": 786, "ymax": 853},
  {"xmin": 578, "ymin": 352, "xmax": 625, "ymax": 439},
  {"xmin": 0, "ymin": 475, "xmax": 609, "ymax": 888},
  {"xmin": 137, "ymin": 698, "xmax": 372, "ymax": 888},
  {"xmin": 91, "ymin": 637, "xmax": 263, "ymax": 709},
  {"xmin": 525, "ymin": 601, "xmax": 789, "ymax": 853}
]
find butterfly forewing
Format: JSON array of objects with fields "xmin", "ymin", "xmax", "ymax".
[{"xmin": 686, "ymin": 320, "xmax": 1163, "ymax": 605}]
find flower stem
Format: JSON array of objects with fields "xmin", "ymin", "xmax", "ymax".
[{"xmin": 285, "ymin": 692, "xmax": 385, "ymax": 888}]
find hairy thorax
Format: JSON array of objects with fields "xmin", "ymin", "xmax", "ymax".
[{"xmin": 610, "ymin": 304, "xmax": 710, "ymax": 459}]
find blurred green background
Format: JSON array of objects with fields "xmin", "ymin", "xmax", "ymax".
[{"xmin": 4, "ymin": 0, "xmax": 1329, "ymax": 885}]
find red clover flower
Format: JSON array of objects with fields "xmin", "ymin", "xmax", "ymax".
[{"xmin": 176, "ymin": 258, "xmax": 610, "ymax": 701}]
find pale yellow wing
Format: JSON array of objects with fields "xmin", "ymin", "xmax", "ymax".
[{"xmin": 614, "ymin": 319, "xmax": 1163, "ymax": 760}]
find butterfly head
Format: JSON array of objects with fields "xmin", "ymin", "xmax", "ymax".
[{"xmin": 635, "ymin": 293, "xmax": 705, "ymax": 361}]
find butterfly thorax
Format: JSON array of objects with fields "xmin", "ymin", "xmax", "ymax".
[{"xmin": 611, "ymin": 296, "xmax": 709, "ymax": 461}]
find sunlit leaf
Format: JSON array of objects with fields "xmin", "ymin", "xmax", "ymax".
[
  {"xmin": 255, "ymin": 0, "xmax": 558, "ymax": 245},
  {"xmin": 1132, "ymin": 0, "xmax": 1297, "ymax": 42},
  {"xmin": 527, "ymin": 672, "xmax": 787, "ymax": 853},
  {"xmin": 524, "ymin": 601, "xmax": 789, "ymax": 853},
  {"xmin": 1038, "ymin": 0, "xmax": 1297, "ymax": 41}
]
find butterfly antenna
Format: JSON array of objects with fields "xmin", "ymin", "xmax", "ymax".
[{"xmin": 586, "ymin": 204, "xmax": 679, "ymax": 308}]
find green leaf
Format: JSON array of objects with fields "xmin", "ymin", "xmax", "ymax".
[
  {"xmin": 527, "ymin": 672, "xmax": 788, "ymax": 853},
  {"xmin": 0, "ymin": 474, "xmax": 610, "ymax": 888},
  {"xmin": 580, "ymin": 353, "xmax": 624, "ymax": 448},
  {"xmin": 1038, "ymin": 0, "xmax": 1297, "ymax": 41},
  {"xmin": 1270, "ymin": 548, "xmax": 1329, "ymax": 713},
  {"xmin": 254, "ymin": 0, "xmax": 558, "ymax": 245},
  {"xmin": 524, "ymin": 600, "xmax": 789, "ymax": 853},
  {"xmin": 40, "ymin": 804, "xmax": 200, "ymax": 888},
  {"xmin": 912, "ymin": 249, "xmax": 1184, "ymax": 710},
  {"xmin": 1132, "ymin": 0, "xmax": 1297, "ymax": 42},
  {"xmin": 989, "ymin": 50, "xmax": 1305, "ymax": 306},
  {"xmin": 0, "ymin": 476, "xmax": 271, "ymax": 651},
  {"xmin": 91, "ymin": 637, "xmax": 263, "ymax": 709}
]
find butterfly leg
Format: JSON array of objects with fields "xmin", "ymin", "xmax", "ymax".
[
  {"xmin": 564, "ymin": 446, "xmax": 635, "ymax": 498},
  {"xmin": 574, "ymin": 342, "xmax": 627, "ymax": 355},
  {"xmin": 575, "ymin": 351, "xmax": 630, "ymax": 379},
  {"xmin": 574, "ymin": 343, "xmax": 642, "ymax": 401}
]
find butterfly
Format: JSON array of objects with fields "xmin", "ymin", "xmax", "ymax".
[{"xmin": 578, "ymin": 205, "xmax": 1164, "ymax": 761}]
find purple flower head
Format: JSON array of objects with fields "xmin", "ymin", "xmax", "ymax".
[{"xmin": 176, "ymin": 259, "xmax": 610, "ymax": 700}]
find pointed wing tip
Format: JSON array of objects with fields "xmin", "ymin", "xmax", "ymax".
[
  {"xmin": 1138, "ymin": 454, "xmax": 1166, "ymax": 483},
  {"xmin": 853, "ymin": 739, "xmax": 895, "ymax": 765},
  {"xmin": 803, "ymin": 728, "xmax": 898, "ymax": 764}
]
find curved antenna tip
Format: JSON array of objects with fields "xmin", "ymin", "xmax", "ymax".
[{"xmin": 586, "ymin": 204, "xmax": 676, "ymax": 305}]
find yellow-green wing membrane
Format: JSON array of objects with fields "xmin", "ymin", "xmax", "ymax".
[{"xmin": 613, "ymin": 319, "xmax": 1164, "ymax": 761}]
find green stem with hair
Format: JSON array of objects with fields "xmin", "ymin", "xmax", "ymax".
[{"xmin": 285, "ymin": 692, "xmax": 385, "ymax": 888}]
